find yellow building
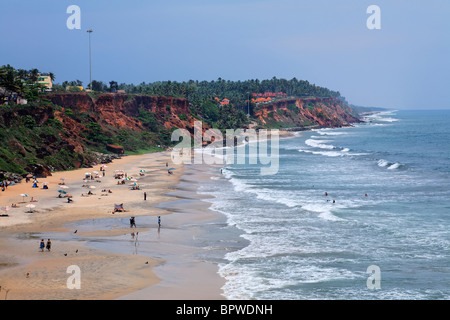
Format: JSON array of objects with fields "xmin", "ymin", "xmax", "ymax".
[
  {"xmin": 36, "ymin": 76, "xmax": 53, "ymax": 91},
  {"xmin": 66, "ymin": 86, "xmax": 84, "ymax": 92}
]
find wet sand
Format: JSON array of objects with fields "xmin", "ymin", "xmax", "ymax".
[{"xmin": 118, "ymin": 164, "xmax": 229, "ymax": 300}]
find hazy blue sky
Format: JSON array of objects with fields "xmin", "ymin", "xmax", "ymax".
[{"xmin": 1, "ymin": 0, "xmax": 449, "ymax": 109}]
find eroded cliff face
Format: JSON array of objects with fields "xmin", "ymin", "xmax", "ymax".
[
  {"xmin": 46, "ymin": 93, "xmax": 192, "ymax": 132},
  {"xmin": 254, "ymin": 97, "xmax": 361, "ymax": 128}
]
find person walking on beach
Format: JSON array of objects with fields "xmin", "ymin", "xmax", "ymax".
[
  {"xmin": 130, "ymin": 217, "xmax": 136, "ymax": 228},
  {"xmin": 46, "ymin": 239, "xmax": 52, "ymax": 252},
  {"xmin": 158, "ymin": 216, "xmax": 161, "ymax": 227},
  {"xmin": 144, "ymin": 192, "xmax": 147, "ymax": 201},
  {"xmin": 40, "ymin": 239, "xmax": 45, "ymax": 252}
]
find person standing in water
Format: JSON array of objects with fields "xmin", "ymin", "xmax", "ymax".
[
  {"xmin": 46, "ymin": 239, "xmax": 52, "ymax": 252},
  {"xmin": 40, "ymin": 239, "xmax": 45, "ymax": 252}
]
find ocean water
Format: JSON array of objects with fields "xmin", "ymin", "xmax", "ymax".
[{"xmin": 198, "ymin": 110, "xmax": 450, "ymax": 300}]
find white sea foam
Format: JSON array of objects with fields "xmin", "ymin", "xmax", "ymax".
[
  {"xmin": 302, "ymin": 203, "xmax": 345, "ymax": 222},
  {"xmin": 377, "ymin": 159, "xmax": 402, "ymax": 170},
  {"xmin": 298, "ymin": 149, "xmax": 345, "ymax": 157},
  {"xmin": 315, "ymin": 129, "xmax": 348, "ymax": 136},
  {"xmin": 219, "ymin": 262, "xmax": 297, "ymax": 300},
  {"xmin": 388, "ymin": 163, "xmax": 401, "ymax": 170},
  {"xmin": 228, "ymin": 177, "xmax": 302, "ymax": 208},
  {"xmin": 221, "ymin": 167, "xmax": 305, "ymax": 209},
  {"xmin": 377, "ymin": 159, "xmax": 389, "ymax": 167},
  {"xmin": 305, "ymin": 139, "xmax": 335, "ymax": 150},
  {"xmin": 378, "ymin": 117, "xmax": 399, "ymax": 122},
  {"xmin": 298, "ymin": 147, "xmax": 360, "ymax": 158},
  {"xmin": 364, "ymin": 110, "xmax": 399, "ymax": 123},
  {"xmin": 219, "ymin": 260, "xmax": 360, "ymax": 300}
]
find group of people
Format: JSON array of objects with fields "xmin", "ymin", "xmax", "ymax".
[
  {"xmin": 129, "ymin": 216, "xmax": 161, "ymax": 228},
  {"xmin": 39, "ymin": 239, "xmax": 52, "ymax": 252},
  {"xmin": 2, "ymin": 176, "xmax": 21, "ymax": 190},
  {"xmin": 1, "ymin": 179, "xmax": 15, "ymax": 191}
]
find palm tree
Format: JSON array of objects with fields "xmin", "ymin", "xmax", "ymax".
[
  {"xmin": 29, "ymin": 68, "xmax": 40, "ymax": 82},
  {"xmin": 0, "ymin": 65, "xmax": 23, "ymax": 102},
  {"xmin": 48, "ymin": 72, "xmax": 55, "ymax": 82},
  {"xmin": 17, "ymin": 69, "xmax": 28, "ymax": 80}
]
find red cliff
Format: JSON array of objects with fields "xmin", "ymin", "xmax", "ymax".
[
  {"xmin": 254, "ymin": 97, "xmax": 360, "ymax": 128},
  {"xmin": 45, "ymin": 93, "xmax": 192, "ymax": 132}
]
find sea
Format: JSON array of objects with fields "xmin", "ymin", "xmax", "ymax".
[{"xmin": 197, "ymin": 109, "xmax": 450, "ymax": 300}]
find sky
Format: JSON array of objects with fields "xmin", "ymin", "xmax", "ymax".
[{"xmin": 1, "ymin": 0, "xmax": 449, "ymax": 109}]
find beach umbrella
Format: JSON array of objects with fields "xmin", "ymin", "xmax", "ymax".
[
  {"xmin": 101, "ymin": 164, "xmax": 108, "ymax": 168},
  {"xmin": 26, "ymin": 204, "xmax": 36, "ymax": 213},
  {"xmin": 139, "ymin": 169, "xmax": 146, "ymax": 173},
  {"xmin": 89, "ymin": 186, "xmax": 96, "ymax": 189},
  {"xmin": 60, "ymin": 185, "xmax": 69, "ymax": 189},
  {"xmin": 20, "ymin": 193, "xmax": 28, "ymax": 201},
  {"xmin": 93, "ymin": 171, "xmax": 99, "ymax": 174},
  {"xmin": 58, "ymin": 190, "xmax": 67, "ymax": 194},
  {"xmin": 169, "ymin": 168, "xmax": 176, "ymax": 170},
  {"xmin": 1, "ymin": 206, "xmax": 10, "ymax": 213}
]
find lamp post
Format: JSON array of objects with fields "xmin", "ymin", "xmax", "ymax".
[
  {"xmin": 87, "ymin": 29, "xmax": 93, "ymax": 90},
  {"xmin": 247, "ymin": 92, "xmax": 250, "ymax": 117}
]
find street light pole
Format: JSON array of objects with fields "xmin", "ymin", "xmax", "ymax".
[{"xmin": 87, "ymin": 29, "xmax": 93, "ymax": 90}]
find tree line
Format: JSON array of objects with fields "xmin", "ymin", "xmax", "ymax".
[
  {"xmin": 1, "ymin": 64, "xmax": 345, "ymax": 107},
  {"xmin": 115, "ymin": 77, "xmax": 344, "ymax": 106}
]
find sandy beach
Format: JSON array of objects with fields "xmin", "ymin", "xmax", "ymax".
[{"xmin": 0, "ymin": 150, "xmax": 226, "ymax": 300}]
